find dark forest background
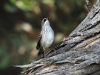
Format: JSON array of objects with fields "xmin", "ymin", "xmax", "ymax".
[{"xmin": 0, "ymin": 0, "xmax": 95, "ymax": 75}]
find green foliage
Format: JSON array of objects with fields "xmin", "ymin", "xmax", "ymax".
[
  {"xmin": 0, "ymin": 48, "xmax": 10, "ymax": 69},
  {"xmin": 4, "ymin": 3, "xmax": 17, "ymax": 13}
]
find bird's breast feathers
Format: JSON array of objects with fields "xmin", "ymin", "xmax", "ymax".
[{"xmin": 41, "ymin": 30, "xmax": 54, "ymax": 48}]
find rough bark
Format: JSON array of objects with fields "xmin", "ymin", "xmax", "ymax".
[{"xmin": 20, "ymin": 0, "xmax": 100, "ymax": 75}]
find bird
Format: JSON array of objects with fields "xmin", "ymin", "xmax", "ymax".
[{"xmin": 36, "ymin": 18, "xmax": 54, "ymax": 60}]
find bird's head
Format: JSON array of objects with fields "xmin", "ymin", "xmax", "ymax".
[{"xmin": 41, "ymin": 18, "xmax": 50, "ymax": 26}]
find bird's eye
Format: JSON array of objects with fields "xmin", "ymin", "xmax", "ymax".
[{"xmin": 43, "ymin": 18, "xmax": 47, "ymax": 22}]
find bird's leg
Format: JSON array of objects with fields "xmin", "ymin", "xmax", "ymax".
[{"xmin": 43, "ymin": 47, "xmax": 46, "ymax": 58}]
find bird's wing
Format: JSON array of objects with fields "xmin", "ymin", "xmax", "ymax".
[{"xmin": 36, "ymin": 35, "xmax": 42, "ymax": 50}]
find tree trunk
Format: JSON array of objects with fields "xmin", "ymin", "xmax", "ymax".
[{"xmin": 21, "ymin": 0, "xmax": 100, "ymax": 75}]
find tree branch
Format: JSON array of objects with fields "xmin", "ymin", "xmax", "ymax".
[{"xmin": 17, "ymin": 0, "xmax": 100, "ymax": 75}]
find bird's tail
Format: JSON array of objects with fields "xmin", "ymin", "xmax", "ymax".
[{"xmin": 36, "ymin": 47, "xmax": 44, "ymax": 60}]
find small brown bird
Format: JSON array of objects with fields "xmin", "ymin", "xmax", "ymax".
[{"xmin": 36, "ymin": 18, "xmax": 54, "ymax": 60}]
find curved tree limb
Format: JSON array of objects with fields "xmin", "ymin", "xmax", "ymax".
[{"xmin": 17, "ymin": 0, "xmax": 100, "ymax": 75}]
